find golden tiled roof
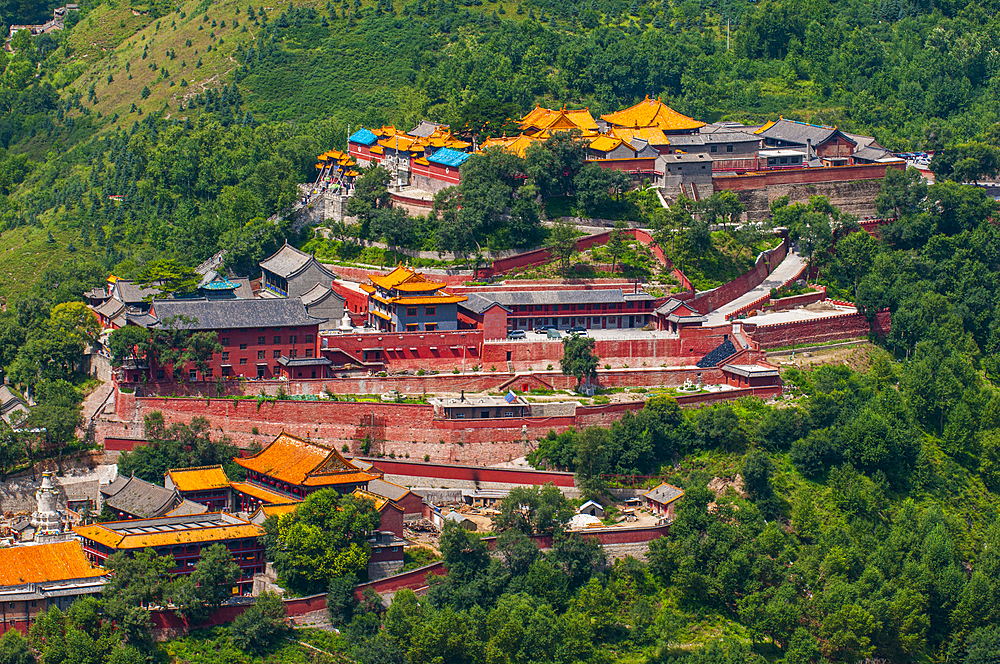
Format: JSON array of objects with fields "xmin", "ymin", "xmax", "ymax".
[
  {"xmin": 588, "ymin": 135, "xmax": 629, "ymax": 153},
  {"xmin": 368, "ymin": 265, "xmax": 445, "ymax": 292},
  {"xmin": 166, "ymin": 465, "xmax": 230, "ymax": 492},
  {"xmin": 302, "ymin": 472, "xmax": 377, "ymax": 487},
  {"xmin": 253, "ymin": 502, "xmax": 301, "ymax": 520},
  {"xmin": 234, "ymin": 432, "xmax": 375, "ymax": 488},
  {"xmin": 391, "ymin": 295, "xmax": 468, "ymax": 305},
  {"xmin": 74, "ymin": 515, "xmax": 263, "ymax": 550},
  {"xmin": 351, "ymin": 488, "xmax": 390, "ymax": 512},
  {"xmin": 0, "ymin": 541, "xmax": 103, "ymax": 585},
  {"xmin": 520, "ymin": 105, "xmax": 598, "ymax": 132},
  {"xmin": 609, "ymin": 126, "xmax": 671, "ymax": 146},
  {"xmin": 230, "ymin": 481, "xmax": 297, "ymax": 504},
  {"xmin": 601, "ymin": 96, "xmax": 705, "ymax": 131},
  {"xmin": 378, "ymin": 134, "xmax": 420, "ymax": 152}
]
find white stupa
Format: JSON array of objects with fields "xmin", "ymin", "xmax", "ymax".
[
  {"xmin": 30, "ymin": 472, "xmax": 64, "ymax": 536},
  {"xmin": 338, "ymin": 310, "xmax": 354, "ymax": 332}
]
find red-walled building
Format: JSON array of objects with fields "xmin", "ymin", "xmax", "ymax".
[
  {"xmin": 74, "ymin": 513, "xmax": 265, "ymax": 595},
  {"xmin": 121, "ymin": 298, "xmax": 329, "ymax": 382}
]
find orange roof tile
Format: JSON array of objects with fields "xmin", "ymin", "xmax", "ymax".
[
  {"xmin": 234, "ymin": 432, "xmax": 375, "ymax": 488},
  {"xmin": 378, "ymin": 134, "xmax": 420, "ymax": 151},
  {"xmin": 368, "ymin": 265, "xmax": 445, "ymax": 292},
  {"xmin": 520, "ymin": 106, "xmax": 598, "ymax": 133},
  {"xmin": 76, "ymin": 523, "xmax": 262, "ymax": 550},
  {"xmin": 302, "ymin": 472, "xmax": 376, "ymax": 487},
  {"xmin": 753, "ymin": 120, "xmax": 776, "ymax": 135},
  {"xmin": 414, "ymin": 157, "xmax": 431, "ymax": 166},
  {"xmin": 230, "ymin": 481, "xmax": 298, "ymax": 504},
  {"xmin": 609, "ymin": 126, "xmax": 671, "ymax": 146},
  {"xmin": 0, "ymin": 541, "xmax": 103, "ymax": 585},
  {"xmin": 601, "ymin": 96, "xmax": 705, "ymax": 131},
  {"xmin": 166, "ymin": 465, "xmax": 230, "ymax": 492},
  {"xmin": 391, "ymin": 295, "xmax": 468, "ymax": 305},
  {"xmin": 370, "ymin": 145, "xmax": 384, "ymax": 155},
  {"xmin": 589, "ymin": 135, "xmax": 629, "ymax": 153},
  {"xmin": 351, "ymin": 488, "xmax": 390, "ymax": 512}
]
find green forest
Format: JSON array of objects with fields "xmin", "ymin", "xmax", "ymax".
[{"xmin": 3, "ymin": 0, "xmax": 1000, "ymax": 661}]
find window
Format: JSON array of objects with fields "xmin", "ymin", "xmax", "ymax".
[
  {"xmin": 289, "ymin": 335, "xmax": 297, "ymax": 344},
  {"xmin": 710, "ymin": 145, "xmax": 717, "ymax": 153},
  {"xmin": 273, "ymin": 350, "xmax": 281, "ymax": 359},
  {"xmin": 505, "ymin": 411, "xmax": 514, "ymax": 417},
  {"xmin": 406, "ymin": 307, "xmax": 417, "ymax": 317},
  {"xmin": 258, "ymin": 350, "xmax": 266, "ymax": 359},
  {"xmin": 306, "ymin": 334, "xmax": 314, "ymax": 343},
  {"xmin": 239, "ymin": 358, "xmax": 247, "ymax": 365},
  {"xmin": 274, "ymin": 365, "xmax": 280, "ymax": 375},
  {"xmin": 406, "ymin": 323, "xmax": 418, "ymax": 332},
  {"xmin": 290, "ymin": 349, "xmax": 297, "ymax": 358},
  {"xmin": 305, "ymin": 348, "xmax": 314, "ymax": 357},
  {"xmin": 205, "ymin": 368, "xmax": 213, "ymax": 378},
  {"xmin": 456, "ymin": 412, "xmax": 465, "ymax": 419},
  {"xmin": 425, "ymin": 323, "xmax": 437, "ymax": 331},
  {"xmin": 273, "ymin": 336, "xmax": 281, "ymax": 344},
  {"xmin": 425, "ymin": 306, "xmax": 436, "ymax": 316},
  {"xmin": 257, "ymin": 366, "xmax": 266, "ymax": 378},
  {"xmin": 780, "ymin": 157, "xmax": 788, "ymax": 164},
  {"xmin": 222, "ymin": 352, "xmax": 230, "ymax": 360},
  {"xmin": 258, "ymin": 336, "xmax": 266, "ymax": 345},
  {"xmin": 726, "ymin": 144, "xmax": 733, "ymax": 153},
  {"xmin": 156, "ymin": 369, "xmax": 165, "ymax": 380},
  {"xmin": 239, "ymin": 343, "xmax": 247, "ymax": 350},
  {"xmin": 189, "ymin": 369, "xmax": 198, "ymax": 380},
  {"xmin": 221, "ymin": 337, "xmax": 230, "ymax": 346}
]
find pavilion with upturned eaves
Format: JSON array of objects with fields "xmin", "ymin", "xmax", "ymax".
[{"xmin": 231, "ymin": 433, "xmax": 376, "ymax": 512}]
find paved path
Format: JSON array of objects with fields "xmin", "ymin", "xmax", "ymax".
[
  {"xmin": 704, "ymin": 250, "xmax": 806, "ymax": 326},
  {"xmin": 76, "ymin": 381, "xmax": 113, "ymax": 439}
]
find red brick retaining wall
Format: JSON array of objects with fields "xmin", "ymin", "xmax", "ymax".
[
  {"xmin": 368, "ymin": 458, "xmax": 577, "ymax": 486},
  {"xmin": 746, "ymin": 310, "xmax": 890, "ymax": 349},
  {"xmin": 713, "ymin": 163, "xmax": 904, "ymax": 192},
  {"xmin": 687, "ymin": 240, "xmax": 788, "ymax": 315}
]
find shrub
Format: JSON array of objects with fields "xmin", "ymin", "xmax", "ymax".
[
  {"xmin": 231, "ymin": 592, "xmax": 288, "ymax": 655},
  {"xmin": 424, "ymin": 454, "xmax": 430, "ymax": 462},
  {"xmin": 342, "ymin": 443, "xmax": 349, "ymax": 452},
  {"xmin": 251, "ymin": 426, "xmax": 259, "ymax": 435}
]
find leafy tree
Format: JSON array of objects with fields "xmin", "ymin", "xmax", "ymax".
[
  {"xmin": 175, "ymin": 543, "xmax": 241, "ymax": 624},
  {"xmin": 117, "ymin": 413, "xmax": 244, "ymax": 482},
  {"xmin": 0, "ymin": 628, "xmax": 33, "ymax": 664},
  {"xmin": 834, "ymin": 230, "xmax": 880, "ymax": 300},
  {"xmin": 135, "ymin": 258, "xmax": 201, "ymax": 297},
  {"xmin": 230, "ymin": 591, "xmax": 288, "ymax": 655},
  {"xmin": 524, "ymin": 130, "xmax": 588, "ymax": 199},
  {"xmin": 494, "ymin": 483, "xmax": 573, "ymax": 535},
  {"xmin": 561, "ymin": 334, "xmax": 598, "ymax": 389},
  {"xmin": 102, "ymin": 549, "xmax": 177, "ymax": 650},
  {"xmin": 545, "ymin": 217, "xmax": 578, "ymax": 274},
  {"xmin": 263, "ymin": 490, "xmax": 379, "ymax": 594},
  {"xmin": 22, "ymin": 379, "xmax": 83, "ymax": 447},
  {"xmin": 0, "ymin": 422, "xmax": 25, "ymax": 480},
  {"xmin": 605, "ymin": 220, "xmax": 628, "ymax": 274},
  {"xmin": 876, "ymin": 167, "xmax": 927, "ymax": 219},
  {"xmin": 346, "ymin": 166, "xmax": 392, "ymax": 234},
  {"xmin": 106, "ymin": 325, "xmax": 152, "ymax": 368}
]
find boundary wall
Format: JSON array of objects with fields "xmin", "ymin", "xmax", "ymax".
[
  {"xmin": 686, "ymin": 239, "xmax": 788, "ymax": 315},
  {"xmin": 746, "ymin": 310, "xmax": 890, "ymax": 349},
  {"xmin": 713, "ymin": 163, "xmax": 904, "ymax": 192}
]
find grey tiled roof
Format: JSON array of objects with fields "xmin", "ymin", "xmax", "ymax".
[
  {"xmin": 166, "ymin": 499, "xmax": 211, "ymax": 516},
  {"xmin": 232, "ymin": 277, "xmax": 254, "ymax": 299},
  {"xmin": 852, "ymin": 145, "xmax": 891, "ymax": 162},
  {"xmin": 459, "ymin": 293, "xmax": 513, "ymax": 314},
  {"xmin": 368, "ymin": 478, "xmax": 410, "ymax": 502},
  {"xmin": 758, "ymin": 119, "xmax": 859, "ymax": 148},
  {"xmin": 143, "ymin": 298, "xmax": 323, "ymax": 331},
  {"xmin": 643, "ymin": 482, "xmax": 683, "ymax": 505},
  {"xmin": 277, "ymin": 356, "xmax": 333, "ymax": 367},
  {"xmin": 702, "ymin": 131, "xmax": 760, "ymax": 144},
  {"xmin": 94, "ymin": 298, "xmax": 126, "ymax": 318},
  {"xmin": 300, "ymin": 283, "xmax": 345, "ymax": 306},
  {"xmin": 114, "ymin": 280, "xmax": 162, "ymax": 304},
  {"xmin": 476, "ymin": 289, "xmax": 655, "ymax": 307},
  {"xmin": 409, "ymin": 120, "xmax": 448, "ymax": 138},
  {"xmin": 259, "ymin": 243, "xmax": 334, "ymax": 280},
  {"xmin": 103, "ymin": 475, "xmax": 181, "ymax": 519}
]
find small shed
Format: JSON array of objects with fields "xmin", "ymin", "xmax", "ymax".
[
  {"xmin": 578, "ymin": 500, "xmax": 605, "ymax": 518},
  {"xmin": 443, "ymin": 510, "xmax": 477, "ymax": 531}
]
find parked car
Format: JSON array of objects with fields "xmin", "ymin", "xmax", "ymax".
[
  {"xmin": 569, "ymin": 326, "xmax": 588, "ymax": 336},
  {"xmin": 533, "ymin": 325, "xmax": 557, "ymax": 334},
  {"xmin": 546, "ymin": 329, "xmax": 563, "ymax": 339},
  {"xmin": 508, "ymin": 330, "xmax": 527, "ymax": 339}
]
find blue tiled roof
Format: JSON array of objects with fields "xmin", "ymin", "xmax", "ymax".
[
  {"xmin": 349, "ymin": 128, "xmax": 379, "ymax": 146},
  {"xmin": 427, "ymin": 148, "xmax": 471, "ymax": 168}
]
